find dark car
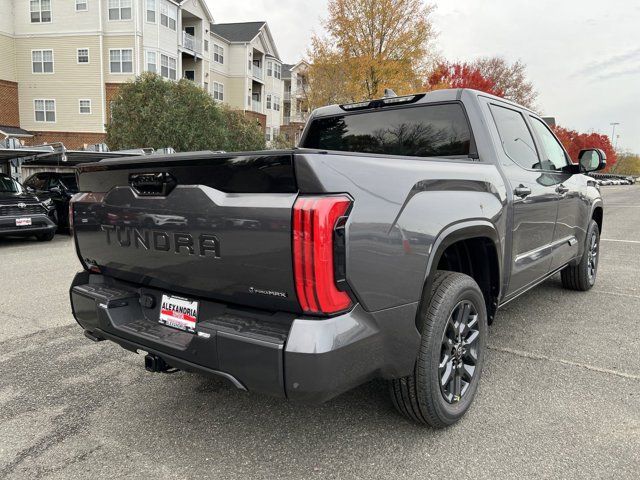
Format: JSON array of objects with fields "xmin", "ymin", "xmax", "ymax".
[
  {"xmin": 0, "ymin": 173, "xmax": 57, "ymax": 241},
  {"xmin": 24, "ymin": 171, "xmax": 79, "ymax": 230},
  {"xmin": 68, "ymin": 89, "xmax": 605, "ymax": 427}
]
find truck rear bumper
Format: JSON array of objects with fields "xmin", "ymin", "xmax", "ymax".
[{"xmin": 70, "ymin": 271, "xmax": 421, "ymax": 403}]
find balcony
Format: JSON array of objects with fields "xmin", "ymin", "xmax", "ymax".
[
  {"xmin": 182, "ymin": 31, "xmax": 200, "ymax": 54},
  {"xmin": 284, "ymin": 91, "xmax": 291, "ymax": 101},
  {"xmin": 283, "ymin": 113, "xmax": 309, "ymax": 125},
  {"xmin": 251, "ymin": 99, "xmax": 262, "ymax": 113},
  {"xmin": 252, "ymin": 64, "xmax": 263, "ymax": 80}
]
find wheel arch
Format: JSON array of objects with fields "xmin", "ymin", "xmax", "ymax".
[
  {"xmin": 591, "ymin": 203, "xmax": 603, "ymax": 233},
  {"xmin": 419, "ymin": 220, "xmax": 502, "ymax": 328}
]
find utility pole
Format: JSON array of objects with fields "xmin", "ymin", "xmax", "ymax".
[{"xmin": 610, "ymin": 122, "xmax": 620, "ymax": 145}]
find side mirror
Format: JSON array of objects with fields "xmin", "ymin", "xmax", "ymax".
[{"xmin": 578, "ymin": 148, "xmax": 606, "ymax": 172}]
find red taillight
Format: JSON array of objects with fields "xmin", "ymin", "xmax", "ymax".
[{"xmin": 293, "ymin": 195, "xmax": 353, "ymax": 315}]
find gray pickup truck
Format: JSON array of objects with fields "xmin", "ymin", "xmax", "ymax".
[{"xmin": 69, "ymin": 89, "xmax": 605, "ymax": 427}]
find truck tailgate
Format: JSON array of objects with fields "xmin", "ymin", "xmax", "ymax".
[{"xmin": 72, "ymin": 152, "xmax": 301, "ymax": 312}]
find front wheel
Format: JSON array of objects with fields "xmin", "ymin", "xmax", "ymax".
[
  {"xmin": 561, "ymin": 219, "xmax": 600, "ymax": 291},
  {"xmin": 36, "ymin": 231, "xmax": 55, "ymax": 242},
  {"xmin": 390, "ymin": 271, "xmax": 488, "ymax": 427}
]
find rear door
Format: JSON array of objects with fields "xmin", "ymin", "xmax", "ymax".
[{"xmin": 487, "ymin": 102, "xmax": 559, "ymax": 295}]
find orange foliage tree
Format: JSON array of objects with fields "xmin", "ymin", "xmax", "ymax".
[
  {"xmin": 552, "ymin": 126, "xmax": 617, "ymax": 171},
  {"xmin": 426, "ymin": 62, "xmax": 504, "ymax": 96},
  {"xmin": 307, "ymin": 0, "xmax": 437, "ymax": 108}
]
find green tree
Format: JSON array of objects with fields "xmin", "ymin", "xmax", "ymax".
[{"xmin": 106, "ymin": 73, "xmax": 265, "ymax": 152}]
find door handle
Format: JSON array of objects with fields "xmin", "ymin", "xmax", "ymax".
[
  {"xmin": 556, "ymin": 184, "xmax": 569, "ymax": 194},
  {"xmin": 514, "ymin": 185, "xmax": 531, "ymax": 198}
]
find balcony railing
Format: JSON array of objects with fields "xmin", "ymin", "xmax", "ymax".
[
  {"xmin": 252, "ymin": 64, "xmax": 263, "ymax": 80},
  {"xmin": 182, "ymin": 31, "xmax": 200, "ymax": 54},
  {"xmin": 284, "ymin": 91, "xmax": 291, "ymax": 101},
  {"xmin": 251, "ymin": 99, "xmax": 262, "ymax": 113},
  {"xmin": 283, "ymin": 113, "xmax": 309, "ymax": 125}
]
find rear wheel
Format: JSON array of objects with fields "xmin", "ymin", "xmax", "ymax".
[
  {"xmin": 390, "ymin": 271, "xmax": 488, "ymax": 427},
  {"xmin": 561, "ymin": 220, "xmax": 600, "ymax": 291}
]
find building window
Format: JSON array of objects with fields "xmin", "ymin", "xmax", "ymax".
[
  {"xmin": 160, "ymin": 54, "xmax": 177, "ymax": 80},
  {"xmin": 267, "ymin": 61, "xmax": 273, "ymax": 77},
  {"xmin": 146, "ymin": 51, "xmax": 157, "ymax": 73},
  {"xmin": 110, "ymin": 49, "xmax": 133, "ymax": 73},
  {"xmin": 108, "ymin": 0, "xmax": 132, "ymax": 21},
  {"xmin": 204, "ymin": 40, "xmax": 209, "ymax": 52},
  {"xmin": 160, "ymin": 1, "xmax": 176, "ymax": 30},
  {"xmin": 204, "ymin": 82, "xmax": 208, "ymax": 92},
  {"xmin": 34, "ymin": 99, "xmax": 55, "ymax": 122},
  {"xmin": 272, "ymin": 95, "xmax": 281, "ymax": 111},
  {"xmin": 30, "ymin": 0, "xmax": 52, "ymax": 23},
  {"xmin": 75, "ymin": 0, "xmax": 88, "ymax": 11},
  {"xmin": 274, "ymin": 63, "xmax": 281, "ymax": 80},
  {"xmin": 266, "ymin": 94, "xmax": 271, "ymax": 109},
  {"xmin": 77, "ymin": 48, "xmax": 89, "ymax": 64},
  {"xmin": 146, "ymin": 0, "xmax": 156, "ymax": 22},
  {"xmin": 32, "ymin": 50, "xmax": 54, "ymax": 74},
  {"xmin": 265, "ymin": 127, "xmax": 271, "ymax": 142},
  {"xmin": 79, "ymin": 99, "xmax": 91, "ymax": 114},
  {"xmin": 213, "ymin": 44, "xmax": 224, "ymax": 64},
  {"xmin": 213, "ymin": 82, "xmax": 224, "ymax": 101}
]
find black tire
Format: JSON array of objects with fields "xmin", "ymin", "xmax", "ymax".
[
  {"xmin": 390, "ymin": 271, "xmax": 488, "ymax": 427},
  {"xmin": 36, "ymin": 231, "xmax": 55, "ymax": 242},
  {"xmin": 561, "ymin": 220, "xmax": 600, "ymax": 291}
]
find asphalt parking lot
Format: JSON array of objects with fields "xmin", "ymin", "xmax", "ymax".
[{"xmin": 1, "ymin": 186, "xmax": 638, "ymax": 479}]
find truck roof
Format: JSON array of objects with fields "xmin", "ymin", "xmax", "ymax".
[{"xmin": 310, "ymin": 88, "xmax": 535, "ymax": 118}]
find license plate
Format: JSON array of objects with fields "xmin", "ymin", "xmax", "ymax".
[
  {"xmin": 16, "ymin": 218, "xmax": 32, "ymax": 226},
  {"xmin": 159, "ymin": 294, "xmax": 198, "ymax": 333}
]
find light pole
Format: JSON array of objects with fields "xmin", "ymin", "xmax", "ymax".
[{"xmin": 610, "ymin": 122, "xmax": 620, "ymax": 145}]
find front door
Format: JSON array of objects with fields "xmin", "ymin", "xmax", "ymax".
[
  {"xmin": 487, "ymin": 102, "xmax": 560, "ymax": 296},
  {"xmin": 528, "ymin": 115, "xmax": 584, "ymax": 270}
]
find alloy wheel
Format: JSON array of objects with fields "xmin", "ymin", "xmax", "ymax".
[
  {"xmin": 587, "ymin": 232, "xmax": 599, "ymax": 282},
  {"xmin": 439, "ymin": 300, "xmax": 480, "ymax": 403}
]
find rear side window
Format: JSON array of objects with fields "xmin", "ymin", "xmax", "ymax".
[
  {"xmin": 490, "ymin": 104, "xmax": 540, "ymax": 170},
  {"xmin": 60, "ymin": 174, "xmax": 79, "ymax": 192},
  {"xmin": 302, "ymin": 103, "xmax": 472, "ymax": 157}
]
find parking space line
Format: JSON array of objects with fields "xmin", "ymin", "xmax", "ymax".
[
  {"xmin": 488, "ymin": 346, "xmax": 640, "ymax": 381},
  {"xmin": 601, "ymin": 238, "xmax": 640, "ymax": 244},
  {"xmin": 593, "ymin": 290, "xmax": 640, "ymax": 300}
]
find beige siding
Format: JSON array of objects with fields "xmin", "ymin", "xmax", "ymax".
[
  {"xmin": 0, "ymin": 34, "xmax": 16, "ymax": 82},
  {"xmin": 13, "ymin": 0, "xmax": 101, "ymax": 35},
  {"xmin": 16, "ymin": 35, "xmax": 105, "ymax": 133}
]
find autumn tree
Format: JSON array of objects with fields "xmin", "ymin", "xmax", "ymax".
[
  {"xmin": 307, "ymin": 0, "xmax": 437, "ymax": 107},
  {"xmin": 426, "ymin": 57, "xmax": 538, "ymax": 109},
  {"xmin": 106, "ymin": 73, "xmax": 265, "ymax": 152},
  {"xmin": 474, "ymin": 57, "xmax": 537, "ymax": 108},
  {"xmin": 552, "ymin": 125, "xmax": 617, "ymax": 171},
  {"xmin": 426, "ymin": 62, "xmax": 504, "ymax": 96}
]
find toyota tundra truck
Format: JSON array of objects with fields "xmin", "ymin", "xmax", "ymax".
[{"xmin": 69, "ymin": 89, "xmax": 605, "ymax": 427}]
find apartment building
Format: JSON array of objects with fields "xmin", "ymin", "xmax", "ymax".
[
  {"xmin": 0, "ymin": 1, "xmax": 293, "ymax": 149},
  {"xmin": 209, "ymin": 21, "xmax": 284, "ymax": 142},
  {"xmin": 281, "ymin": 60, "xmax": 310, "ymax": 145}
]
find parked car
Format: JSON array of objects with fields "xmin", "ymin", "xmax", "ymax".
[
  {"xmin": 23, "ymin": 171, "xmax": 79, "ymax": 230},
  {"xmin": 0, "ymin": 173, "xmax": 57, "ymax": 241},
  {"xmin": 68, "ymin": 89, "xmax": 605, "ymax": 427}
]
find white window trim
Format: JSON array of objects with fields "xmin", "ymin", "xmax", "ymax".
[
  {"xmin": 213, "ymin": 82, "xmax": 224, "ymax": 101},
  {"xmin": 77, "ymin": 48, "xmax": 90, "ymax": 64},
  {"xmin": 79, "ymin": 99, "xmax": 92, "ymax": 114},
  {"xmin": 108, "ymin": 0, "xmax": 133, "ymax": 22},
  {"xmin": 75, "ymin": 0, "xmax": 88, "ymax": 12},
  {"xmin": 160, "ymin": 53, "xmax": 177, "ymax": 80},
  {"xmin": 146, "ymin": 0, "xmax": 156, "ymax": 23},
  {"xmin": 145, "ymin": 50, "xmax": 157, "ymax": 73},
  {"xmin": 34, "ymin": 99, "xmax": 56, "ymax": 123},
  {"xmin": 213, "ymin": 44, "xmax": 224, "ymax": 65},
  {"xmin": 109, "ymin": 48, "xmax": 134, "ymax": 74},
  {"xmin": 30, "ymin": 0, "xmax": 52, "ymax": 24},
  {"xmin": 31, "ymin": 49, "xmax": 54, "ymax": 75}
]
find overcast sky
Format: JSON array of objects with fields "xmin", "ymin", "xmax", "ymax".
[{"xmin": 206, "ymin": 0, "xmax": 640, "ymax": 152}]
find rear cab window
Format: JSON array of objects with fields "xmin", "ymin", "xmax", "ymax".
[{"xmin": 301, "ymin": 103, "xmax": 473, "ymax": 158}]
